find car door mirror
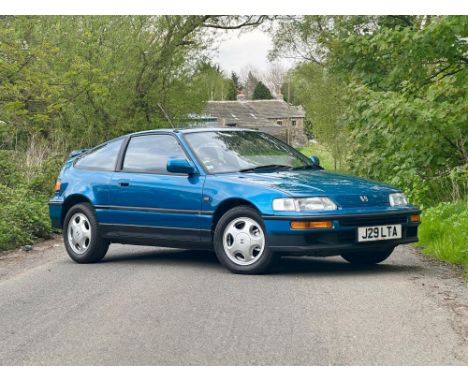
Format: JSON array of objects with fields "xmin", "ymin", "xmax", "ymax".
[
  {"xmin": 167, "ymin": 158, "xmax": 197, "ymax": 175},
  {"xmin": 309, "ymin": 155, "xmax": 320, "ymax": 166}
]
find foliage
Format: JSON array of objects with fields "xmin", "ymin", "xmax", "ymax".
[
  {"xmin": 273, "ymin": 16, "xmax": 468, "ymax": 272},
  {"xmin": 272, "ymin": 15, "xmax": 468, "ymax": 207},
  {"xmin": 299, "ymin": 143, "xmax": 337, "ymax": 171},
  {"xmin": 418, "ymin": 200, "xmax": 468, "ymax": 277},
  {"xmin": 0, "ymin": 15, "xmax": 266, "ymax": 151},
  {"xmin": 0, "ymin": 149, "xmax": 61, "ymax": 250},
  {"xmin": 226, "ymin": 79, "xmax": 238, "ymax": 100},
  {"xmin": 285, "ymin": 62, "xmax": 348, "ymax": 170},
  {"xmin": 252, "ymin": 81, "xmax": 273, "ymax": 100},
  {"xmin": 334, "ymin": 16, "xmax": 468, "ymax": 207},
  {"xmin": 227, "ymin": 71, "xmax": 241, "ymax": 100},
  {"xmin": 244, "ymin": 71, "xmax": 259, "ymax": 99},
  {"xmin": 0, "ymin": 15, "xmax": 268, "ymax": 251},
  {"xmin": 192, "ymin": 61, "xmax": 237, "ymax": 101}
]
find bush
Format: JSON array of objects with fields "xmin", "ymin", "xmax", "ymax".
[
  {"xmin": 0, "ymin": 148, "xmax": 60, "ymax": 251},
  {"xmin": 418, "ymin": 200, "xmax": 468, "ymax": 277},
  {"xmin": 0, "ymin": 184, "xmax": 52, "ymax": 250}
]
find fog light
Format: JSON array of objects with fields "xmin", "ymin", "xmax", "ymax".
[
  {"xmin": 410, "ymin": 214, "xmax": 421, "ymax": 223},
  {"xmin": 290, "ymin": 221, "xmax": 333, "ymax": 229}
]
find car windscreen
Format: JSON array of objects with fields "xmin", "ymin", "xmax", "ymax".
[{"xmin": 183, "ymin": 131, "xmax": 312, "ymax": 174}]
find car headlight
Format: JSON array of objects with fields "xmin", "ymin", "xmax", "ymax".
[
  {"xmin": 272, "ymin": 197, "xmax": 337, "ymax": 212},
  {"xmin": 389, "ymin": 193, "xmax": 408, "ymax": 206}
]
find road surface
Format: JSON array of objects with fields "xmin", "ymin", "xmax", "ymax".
[{"xmin": 1, "ymin": 238, "xmax": 467, "ymax": 365}]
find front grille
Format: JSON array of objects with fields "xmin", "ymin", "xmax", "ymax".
[
  {"xmin": 334, "ymin": 194, "xmax": 389, "ymax": 208},
  {"xmin": 339, "ymin": 215, "xmax": 408, "ymax": 227}
]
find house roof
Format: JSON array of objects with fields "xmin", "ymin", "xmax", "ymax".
[
  {"xmin": 206, "ymin": 100, "xmax": 305, "ymax": 121},
  {"xmin": 204, "ymin": 100, "xmax": 304, "ymax": 140}
]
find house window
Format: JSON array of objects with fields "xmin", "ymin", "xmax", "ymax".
[
  {"xmin": 276, "ymin": 120, "xmax": 283, "ymax": 126},
  {"xmin": 291, "ymin": 119, "xmax": 297, "ymax": 127}
]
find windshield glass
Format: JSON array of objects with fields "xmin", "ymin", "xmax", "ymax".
[{"xmin": 184, "ymin": 130, "xmax": 312, "ymax": 174}]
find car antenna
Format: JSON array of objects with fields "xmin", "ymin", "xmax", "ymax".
[{"xmin": 157, "ymin": 103, "xmax": 177, "ymax": 130}]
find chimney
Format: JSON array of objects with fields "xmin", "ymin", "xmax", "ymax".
[{"xmin": 237, "ymin": 88, "xmax": 246, "ymax": 101}]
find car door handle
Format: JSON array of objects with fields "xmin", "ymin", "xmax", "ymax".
[{"xmin": 117, "ymin": 180, "xmax": 130, "ymax": 187}]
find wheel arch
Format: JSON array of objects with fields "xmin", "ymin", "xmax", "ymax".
[
  {"xmin": 61, "ymin": 194, "xmax": 93, "ymax": 226},
  {"xmin": 211, "ymin": 198, "xmax": 261, "ymax": 233}
]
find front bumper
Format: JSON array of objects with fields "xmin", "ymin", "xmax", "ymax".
[{"xmin": 263, "ymin": 209, "xmax": 420, "ymax": 255}]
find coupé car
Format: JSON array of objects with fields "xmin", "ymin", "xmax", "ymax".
[{"xmin": 49, "ymin": 128, "xmax": 420, "ymax": 274}]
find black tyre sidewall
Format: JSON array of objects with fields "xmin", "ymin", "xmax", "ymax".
[
  {"xmin": 341, "ymin": 248, "xmax": 394, "ymax": 265},
  {"xmin": 213, "ymin": 206, "xmax": 276, "ymax": 274},
  {"xmin": 63, "ymin": 203, "xmax": 109, "ymax": 263}
]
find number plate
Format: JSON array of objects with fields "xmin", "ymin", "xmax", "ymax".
[{"xmin": 357, "ymin": 224, "xmax": 402, "ymax": 242}]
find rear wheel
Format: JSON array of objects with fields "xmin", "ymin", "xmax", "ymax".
[
  {"xmin": 63, "ymin": 203, "xmax": 109, "ymax": 263},
  {"xmin": 213, "ymin": 206, "xmax": 276, "ymax": 274},
  {"xmin": 341, "ymin": 248, "xmax": 394, "ymax": 265}
]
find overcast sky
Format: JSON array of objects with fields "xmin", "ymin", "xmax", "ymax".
[{"xmin": 213, "ymin": 29, "xmax": 295, "ymax": 78}]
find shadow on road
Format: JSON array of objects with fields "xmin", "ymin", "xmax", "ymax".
[
  {"xmin": 103, "ymin": 248, "xmax": 220, "ymax": 267},
  {"xmin": 102, "ymin": 247, "xmax": 422, "ymax": 277},
  {"xmin": 275, "ymin": 256, "xmax": 420, "ymax": 277}
]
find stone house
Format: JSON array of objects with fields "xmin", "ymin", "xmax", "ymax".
[{"xmin": 203, "ymin": 99, "xmax": 308, "ymax": 147}]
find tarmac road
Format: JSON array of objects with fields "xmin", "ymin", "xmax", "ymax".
[{"xmin": 0, "ymin": 238, "xmax": 467, "ymax": 365}]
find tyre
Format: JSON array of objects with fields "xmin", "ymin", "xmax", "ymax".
[
  {"xmin": 213, "ymin": 206, "xmax": 277, "ymax": 274},
  {"xmin": 63, "ymin": 202, "xmax": 109, "ymax": 263},
  {"xmin": 341, "ymin": 248, "xmax": 394, "ymax": 265}
]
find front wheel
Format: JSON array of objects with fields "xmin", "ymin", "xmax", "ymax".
[
  {"xmin": 341, "ymin": 248, "xmax": 394, "ymax": 265},
  {"xmin": 213, "ymin": 206, "xmax": 277, "ymax": 274},
  {"xmin": 63, "ymin": 203, "xmax": 109, "ymax": 263}
]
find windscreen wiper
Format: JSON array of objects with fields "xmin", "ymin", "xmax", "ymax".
[
  {"xmin": 239, "ymin": 164, "xmax": 293, "ymax": 173},
  {"xmin": 293, "ymin": 164, "xmax": 323, "ymax": 170}
]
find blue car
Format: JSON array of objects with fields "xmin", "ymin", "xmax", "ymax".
[{"xmin": 49, "ymin": 128, "xmax": 420, "ymax": 274}]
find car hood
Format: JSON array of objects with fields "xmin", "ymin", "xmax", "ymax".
[{"xmin": 222, "ymin": 170, "xmax": 399, "ymax": 207}]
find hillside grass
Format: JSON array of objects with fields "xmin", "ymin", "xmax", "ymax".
[{"xmin": 299, "ymin": 142, "xmax": 337, "ymax": 171}]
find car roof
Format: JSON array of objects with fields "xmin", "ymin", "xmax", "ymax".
[{"xmin": 129, "ymin": 127, "xmax": 257, "ymax": 137}]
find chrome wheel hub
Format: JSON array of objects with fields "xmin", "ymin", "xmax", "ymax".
[
  {"xmin": 67, "ymin": 213, "xmax": 92, "ymax": 255},
  {"xmin": 223, "ymin": 217, "xmax": 265, "ymax": 266}
]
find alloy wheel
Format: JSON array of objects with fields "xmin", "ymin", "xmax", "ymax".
[
  {"xmin": 222, "ymin": 216, "xmax": 266, "ymax": 266},
  {"xmin": 67, "ymin": 212, "xmax": 92, "ymax": 255}
]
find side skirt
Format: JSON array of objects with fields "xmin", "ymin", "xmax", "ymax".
[{"xmin": 99, "ymin": 223, "xmax": 212, "ymax": 250}]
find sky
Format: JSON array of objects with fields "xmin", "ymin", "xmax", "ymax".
[{"xmin": 213, "ymin": 28, "xmax": 295, "ymax": 78}]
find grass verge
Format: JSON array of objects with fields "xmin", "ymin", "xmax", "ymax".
[
  {"xmin": 299, "ymin": 142, "xmax": 337, "ymax": 171},
  {"xmin": 417, "ymin": 200, "xmax": 468, "ymax": 278}
]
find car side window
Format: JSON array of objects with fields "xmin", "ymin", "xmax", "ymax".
[
  {"xmin": 122, "ymin": 134, "xmax": 186, "ymax": 174},
  {"xmin": 75, "ymin": 138, "xmax": 123, "ymax": 171}
]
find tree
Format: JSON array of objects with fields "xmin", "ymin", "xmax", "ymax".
[
  {"xmin": 193, "ymin": 61, "xmax": 235, "ymax": 101},
  {"xmin": 0, "ymin": 15, "xmax": 273, "ymax": 250},
  {"xmin": 264, "ymin": 62, "xmax": 287, "ymax": 98},
  {"xmin": 0, "ymin": 15, "xmax": 269, "ymax": 150},
  {"xmin": 224, "ymin": 71, "xmax": 239, "ymax": 100},
  {"xmin": 271, "ymin": 15, "xmax": 468, "ymax": 205},
  {"xmin": 287, "ymin": 63, "xmax": 348, "ymax": 169},
  {"xmin": 252, "ymin": 81, "xmax": 273, "ymax": 100},
  {"xmin": 243, "ymin": 71, "xmax": 259, "ymax": 99},
  {"xmin": 231, "ymin": 71, "xmax": 240, "ymax": 90},
  {"xmin": 226, "ymin": 80, "xmax": 237, "ymax": 100}
]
